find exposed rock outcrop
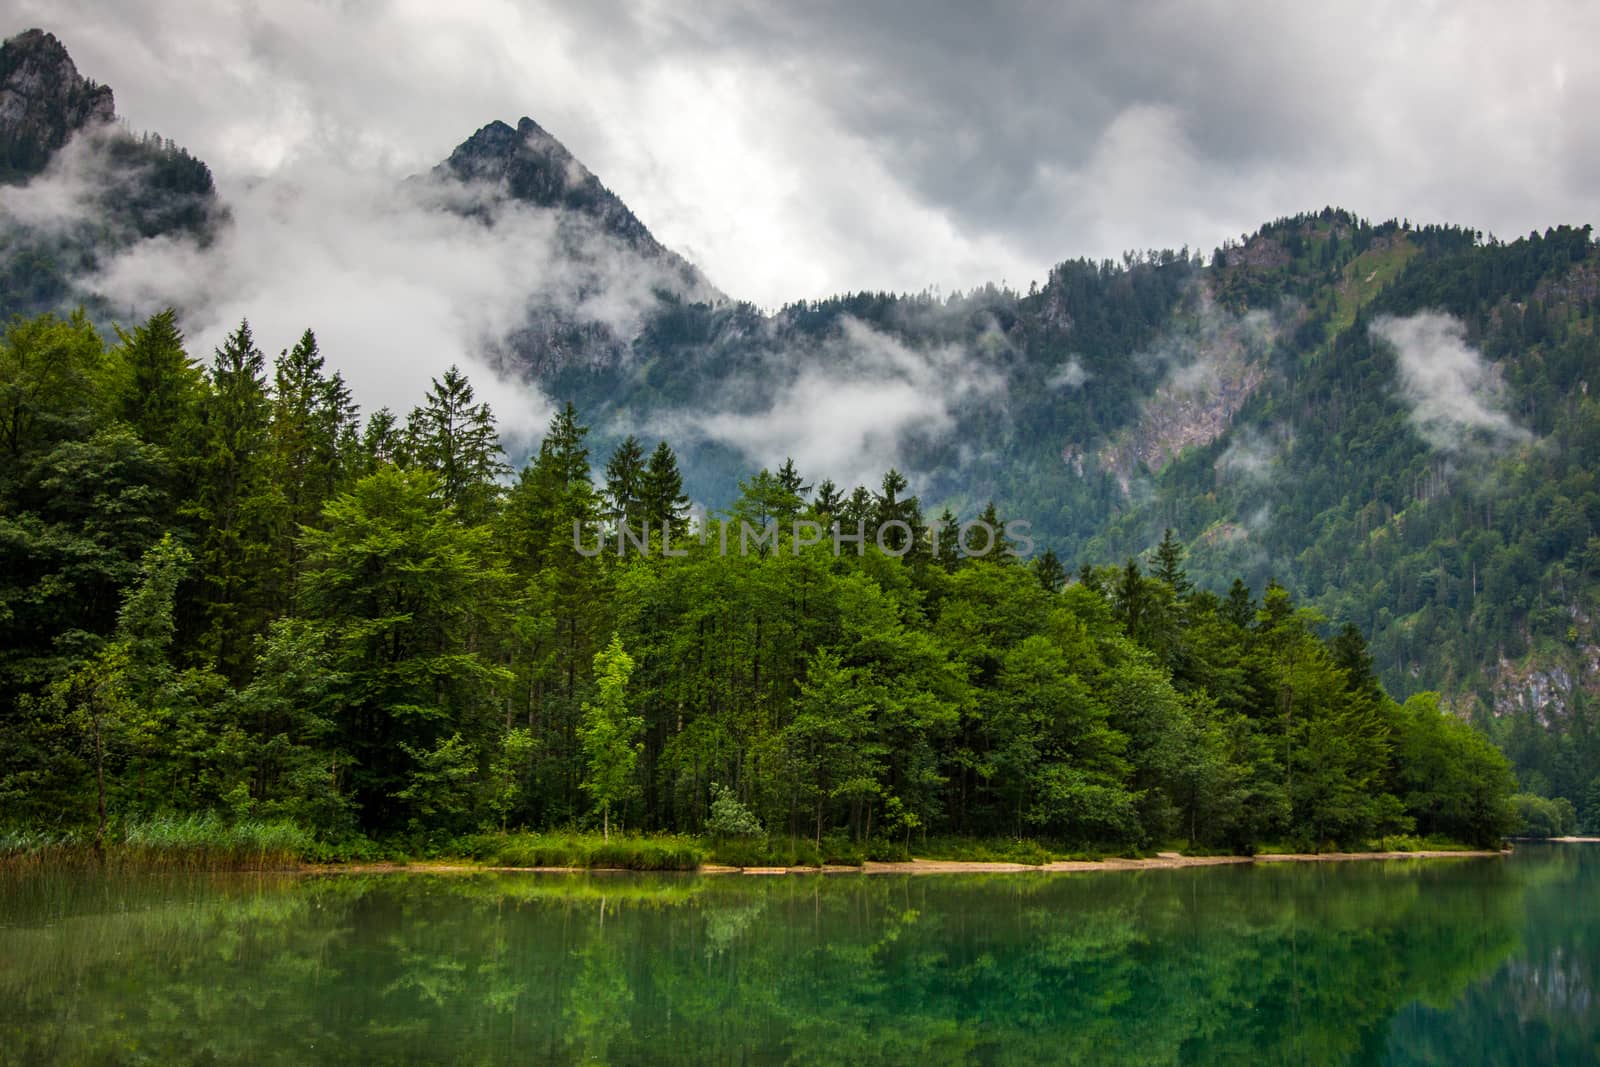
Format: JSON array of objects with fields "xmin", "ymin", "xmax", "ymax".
[{"xmin": 0, "ymin": 28, "xmax": 115, "ymax": 182}]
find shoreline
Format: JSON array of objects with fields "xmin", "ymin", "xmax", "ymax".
[{"xmin": 314, "ymin": 848, "xmax": 1508, "ymax": 877}]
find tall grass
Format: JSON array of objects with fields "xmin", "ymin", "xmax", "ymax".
[
  {"xmin": 913, "ymin": 837, "xmax": 1071, "ymax": 866},
  {"xmin": 118, "ymin": 814, "xmax": 311, "ymax": 870},
  {"xmin": 707, "ymin": 833, "xmax": 882, "ymax": 868},
  {"xmin": 0, "ymin": 815, "xmax": 312, "ymax": 871},
  {"xmin": 463, "ymin": 832, "xmax": 705, "ymax": 871}
]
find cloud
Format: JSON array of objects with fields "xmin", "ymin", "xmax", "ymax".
[
  {"xmin": 1143, "ymin": 299, "xmax": 1274, "ymax": 398},
  {"xmin": 68, "ymin": 125, "xmax": 722, "ymax": 445},
  {"xmin": 1046, "ymin": 357, "xmax": 1089, "ymax": 390},
  {"xmin": 666, "ymin": 315, "xmax": 1005, "ymax": 489},
  {"xmin": 16, "ymin": 1, "xmax": 1600, "ymax": 311},
  {"xmin": 1215, "ymin": 428, "xmax": 1277, "ymax": 484},
  {"xmin": 1371, "ymin": 312, "xmax": 1530, "ymax": 454},
  {"xmin": 0, "ymin": 126, "xmax": 113, "ymax": 233}
]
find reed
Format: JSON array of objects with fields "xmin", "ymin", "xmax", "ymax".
[{"xmin": 0, "ymin": 815, "xmax": 312, "ymax": 871}]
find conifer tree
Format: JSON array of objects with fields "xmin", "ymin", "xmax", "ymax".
[
  {"xmin": 269, "ymin": 329, "xmax": 358, "ymax": 608},
  {"xmin": 934, "ymin": 508, "xmax": 964, "ymax": 570},
  {"xmin": 776, "ymin": 457, "xmax": 811, "ymax": 502},
  {"xmin": 603, "ymin": 435, "xmax": 646, "ymax": 532},
  {"xmin": 1152, "ymin": 528, "xmax": 1192, "ymax": 598},
  {"xmin": 189, "ymin": 319, "xmax": 281, "ymax": 681},
  {"xmin": 872, "ymin": 469, "xmax": 921, "ymax": 556},
  {"xmin": 109, "ymin": 309, "xmax": 202, "ymax": 449},
  {"xmin": 405, "ymin": 365, "xmax": 508, "ymax": 522},
  {"xmin": 640, "ymin": 440, "xmax": 690, "ymax": 538},
  {"xmin": 811, "ymin": 478, "xmax": 844, "ymax": 519},
  {"xmin": 362, "ymin": 407, "xmax": 402, "ymax": 469},
  {"xmin": 1033, "ymin": 548, "xmax": 1067, "ymax": 592}
]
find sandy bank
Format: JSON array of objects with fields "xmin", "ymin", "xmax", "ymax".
[
  {"xmin": 856, "ymin": 849, "xmax": 1504, "ymax": 875},
  {"xmin": 312, "ymin": 848, "xmax": 1506, "ymax": 877}
]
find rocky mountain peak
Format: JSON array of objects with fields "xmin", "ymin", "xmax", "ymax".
[
  {"xmin": 0, "ymin": 28, "xmax": 116, "ymax": 182},
  {"xmin": 436, "ymin": 115, "xmax": 668, "ymax": 259}
]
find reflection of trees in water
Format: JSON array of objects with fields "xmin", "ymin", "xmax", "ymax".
[
  {"xmin": 0, "ymin": 858, "xmax": 1549, "ymax": 1065},
  {"xmin": 1383, "ymin": 844, "xmax": 1600, "ymax": 1066}
]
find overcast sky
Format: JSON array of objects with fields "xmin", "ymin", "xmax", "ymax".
[{"xmin": 8, "ymin": 0, "xmax": 1598, "ymax": 309}]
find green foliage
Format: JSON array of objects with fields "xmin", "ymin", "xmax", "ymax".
[
  {"xmin": 403, "ymin": 364, "xmax": 507, "ymax": 522},
  {"xmin": 706, "ymin": 783, "xmax": 764, "ymax": 840},
  {"xmin": 578, "ymin": 635, "xmax": 642, "ymax": 839},
  {"xmin": 914, "ymin": 837, "xmax": 1062, "ymax": 865},
  {"xmin": 0, "ymin": 308, "xmax": 1521, "ymax": 860},
  {"xmin": 1511, "ymin": 793, "xmax": 1578, "ymax": 838}
]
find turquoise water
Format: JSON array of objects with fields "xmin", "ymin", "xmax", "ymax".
[{"xmin": 1, "ymin": 846, "xmax": 1595, "ymax": 1064}]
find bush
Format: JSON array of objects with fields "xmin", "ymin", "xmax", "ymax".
[
  {"xmin": 706, "ymin": 785, "xmax": 764, "ymax": 840},
  {"xmin": 1511, "ymin": 793, "xmax": 1577, "ymax": 838},
  {"xmin": 819, "ymin": 832, "xmax": 864, "ymax": 866},
  {"xmin": 865, "ymin": 839, "xmax": 911, "ymax": 862}
]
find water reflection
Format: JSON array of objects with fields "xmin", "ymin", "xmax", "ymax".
[{"xmin": 0, "ymin": 849, "xmax": 1589, "ymax": 1065}]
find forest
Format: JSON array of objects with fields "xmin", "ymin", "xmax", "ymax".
[
  {"xmin": 543, "ymin": 217, "xmax": 1600, "ymax": 839},
  {"xmin": 0, "ymin": 307, "xmax": 1523, "ymax": 862}
]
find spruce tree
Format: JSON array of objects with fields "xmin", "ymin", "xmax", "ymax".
[
  {"xmin": 776, "ymin": 457, "xmax": 811, "ymax": 502},
  {"xmin": 269, "ymin": 328, "xmax": 359, "ymax": 609},
  {"xmin": 405, "ymin": 365, "xmax": 509, "ymax": 522},
  {"xmin": 811, "ymin": 478, "xmax": 844, "ymax": 519},
  {"xmin": 189, "ymin": 319, "xmax": 281, "ymax": 681},
  {"xmin": 109, "ymin": 309, "xmax": 202, "ymax": 449},
  {"xmin": 640, "ymin": 440, "xmax": 690, "ymax": 539},
  {"xmin": 1033, "ymin": 548, "xmax": 1067, "ymax": 592},
  {"xmin": 603, "ymin": 435, "xmax": 646, "ymax": 532},
  {"xmin": 1152, "ymin": 528, "xmax": 1192, "ymax": 598}
]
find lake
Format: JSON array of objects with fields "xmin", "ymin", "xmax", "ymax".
[{"xmin": 1, "ymin": 845, "xmax": 1595, "ymax": 1064}]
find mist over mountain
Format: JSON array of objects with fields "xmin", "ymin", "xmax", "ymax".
[
  {"xmin": 2, "ymin": 26, "xmax": 1598, "ymax": 804},
  {"xmin": 0, "ymin": 29, "xmax": 219, "ymax": 319}
]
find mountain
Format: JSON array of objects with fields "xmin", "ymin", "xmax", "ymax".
[
  {"xmin": 525, "ymin": 213, "xmax": 1600, "ymax": 806},
  {"xmin": 0, "ymin": 29, "xmax": 220, "ymax": 320},
  {"xmin": 437, "ymin": 116, "xmax": 700, "ymax": 274},
  {"xmin": 0, "ymin": 28, "xmax": 1596, "ymax": 805},
  {"xmin": 0, "ymin": 27, "xmax": 114, "ymax": 182}
]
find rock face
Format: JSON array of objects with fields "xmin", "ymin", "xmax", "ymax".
[
  {"xmin": 424, "ymin": 115, "xmax": 723, "ymax": 376},
  {"xmin": 434, "ymin": 116, "xmax": 717, "ymax": 301},
  {"xmin": 0, "ymin": 27, "xmax": 220, "ymax": 320},
  {"xmin": 0, "ymin": 28, "xmax": 116, "ymax": 182}
]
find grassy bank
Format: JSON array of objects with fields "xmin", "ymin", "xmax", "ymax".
[
  {"xmin": 1, "ymin": 815, "xmax": 312, "ymax": 871},
  {"xmin": 456, "ymin": 832, "xmax": 706, "ymax": 871},
  {"xmin": 3, "ymin": 819, "xmax": 1498, "ymax": 875}
]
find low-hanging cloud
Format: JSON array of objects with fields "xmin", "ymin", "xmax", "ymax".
[
  {"xmin": 64, "ymin": 127, "xmax": 710, "ymax": 444},
  {"xmin": 668, "ymin": 315, "xmax": 1006, "ymax": 490},
  {"xmin": 1046, "ymin": 356, "xmax": 1089, "ymax": 390},
  {"xmin": 1215, "ymin": 427, "xmax": 1278, "ymax": 484},
  {"xmin": 1371, "ymin": 311, "xmax": 1530, "ymax": 454}
]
